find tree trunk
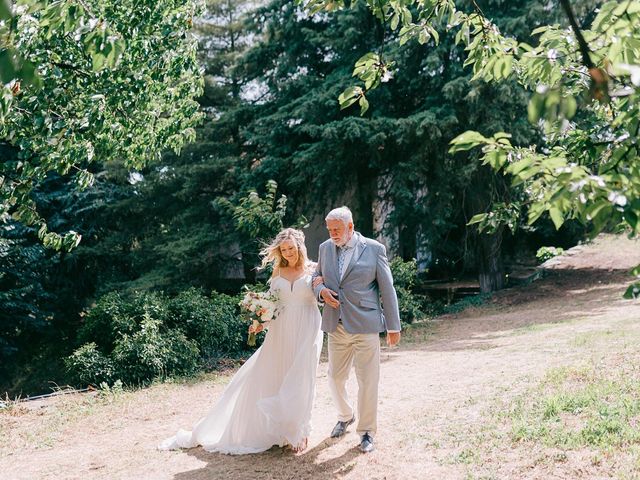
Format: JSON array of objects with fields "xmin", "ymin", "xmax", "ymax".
[
  {"xmin": 372, "ymin": 174, "xmax": 398, "ymax": 258},
  {"xmin": 355, "ymin": 168, "xmax": 375, "ymax": 238},
  {"xmin": 477, "ymin": 229, "xmax": 504, "ymax": 293},
  {"xmin": 467, "ymin": 165, "xmax": 506, "ymax": 293}
]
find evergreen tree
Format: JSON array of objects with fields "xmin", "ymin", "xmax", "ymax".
[{"xmin": 217, "ymin": 0, "xmax": 573, "ymax": 290}]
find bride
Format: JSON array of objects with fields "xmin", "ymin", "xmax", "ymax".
[{"xmin": 158, "ymin": 228, "xmax": 323, "ymax": 454}]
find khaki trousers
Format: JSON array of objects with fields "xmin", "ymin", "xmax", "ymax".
[{"xmin": 327, "ymin": 323, "xmax": 380, "ymax": 437}]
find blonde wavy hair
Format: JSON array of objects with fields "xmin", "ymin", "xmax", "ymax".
[{"xmin": 260, "ymin": 228, "xmax": 312, "ymax": 276}]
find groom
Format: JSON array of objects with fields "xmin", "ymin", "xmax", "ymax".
[{"xmin": 313, "ymin": 206, "xmax": 401, "ymax": 453}]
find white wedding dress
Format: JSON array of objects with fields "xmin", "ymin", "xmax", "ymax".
[{"xmin": 158, "ymin": 274, "xmax": 323, "ymax": 454}]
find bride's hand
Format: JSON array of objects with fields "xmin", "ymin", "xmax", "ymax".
[
  {"xmin": 248, "ymin": 323, "xmax": 264, "ymax": 334},
  {"xmin": 312, "ymin": 276, "xmax": 324, "ymax": 288}
]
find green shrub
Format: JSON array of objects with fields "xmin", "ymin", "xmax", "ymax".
[
  {"xmin": 67, "ymin": 287, "xmax": 247, "ymax": 387},
  {"xmin": 391, "ymin": 257, "xmax": 420, "ymax": 289},
  {"xmin": 444, "ymin": 293, "xmax": 491, "ymax": 314},
  {"xmin": 166, "ymin": 288, "xmax": 247, "ymax": 363},
  {"xmin": 208, "ymin": 292, "xmax": 248, "ymax": 356},
  {"xmin": 536, "ymin": 246, "xmax": 564, "ymax": 263},
  {"xmin": 97, "ymin": 379, "xmax": 124, "ymax": 401},
  {"xmin": 112, "ymin": 315, "xmax": 199, "ymax": 385},
  {"xmin": 390, "ymin": 258, "xmax": 429, "ymax": 324},
  {"xmin": 77, "ymin": 291, "xmax": 169, "ymax": 351},
  {"xmin": 64, "ymin": 342, "xmax": 114, "ymax": 386}
]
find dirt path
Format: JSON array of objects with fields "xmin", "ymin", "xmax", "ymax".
[{"xmin": 2, "ymin": 234, "xmax": 639, "ymax": 480}]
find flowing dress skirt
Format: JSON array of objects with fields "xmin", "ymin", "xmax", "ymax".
[{"xmin": 159, "ymin": 295, "xmax": 322, "ymax": 454}]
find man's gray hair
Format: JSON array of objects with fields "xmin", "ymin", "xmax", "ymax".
[{"xmin": 325, "ymin": 206, "xmax": 353, "ymax": 225}]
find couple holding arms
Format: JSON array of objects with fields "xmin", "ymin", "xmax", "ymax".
[{"xmin": 160, "ymin": 206, "xmax": 401, "ymax": 454}]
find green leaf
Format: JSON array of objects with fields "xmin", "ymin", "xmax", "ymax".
[
  {"xmin": 359, "ymin": 95, "xmax": 369, "ymax": 115},
  {"xmin": 507, "ymin": 158, "xmax": 534, "ymax": 175},
  {"xmin": 493, "ymin": 57, "xmax": 505, "ymax": 80},
  {"xmin": 531, "ymin": 26, "xmax": 548, "ymax": 36},
  {"xmin": 623, "ymin": 282, "xmax": 640, "ymax": 299},
  {"xmin": 430, "ymin": 26, "xmax": 440, "ymax": 45},
  {"xmin": 0, "ymin": 49, "xmax": 17, "ymax": 83},
  {"xmin": 560, "ymin": 95, "xmax": 577, "ymax": 119},
  {"xmin": 417, "ymin": 29, "xmax": 427, "ymax": 44},
  {"xmin": 549, "ymin": 207, "xmax": 564, "ymax": 230},
  {"xmin": 502, "ymin": 55, "xmax": 513, "ymax": 78},
  {"xmin": 401, "ymin": 7, "xmax": 412, "ymax": 26},
  {"xmin": 0, "ymin": 0, "xmax": 11, "ymax": 20},
  {"xmin": 339, "ymin": 86, "xmax": 361, "ymax": 110},
  {"xmin": 584, "ymin": 201, "xmax": 610, "ymax": 222},
  {"xmin": 338, "ymin": 86, "xmax": 358, "ymax": 103},
  {"xmin": 399, "ymin": 24, "xmax": 417, "ymax": 45},
  {"xmin": 390, "ymin": 13, "xmax": 399, "ymax": 31},
  {"xmin": 449, "ymin": 131, "xmax": 489, "ymax": 153},
  {"xmin": 528, "ymin": 203, "xmax": 546, "ymax": 225},
  {"xmin": 92, "ymin": 52, "xmax": 107, "ymax": 71},
  {"xmin": 467, "ymin": 213, "xmax": 488, "ymax": 225},
  {"xmin": 492, "ymin": 132, "xmax": 512, "ymax": 143},
  {"xmin": 528, "ymin": 94, "xmax": 545, "ymax": 123},
  {"xmin": 624, "ymin": 209, "xmax": 638, "ymax": 233},
  {"xmin": 484, "ymin": 149, "xmax": 507, "ymax": 169},
  {"xmin": 355, "ymin": 52, "xmax": 378, "ymax": 65},
  {"xmin": 614, "ymin": 1, "xmax": 633, "ymax": 15}
]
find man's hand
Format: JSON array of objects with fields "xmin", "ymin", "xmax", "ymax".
[
  {"xmin": 320, "ymin": 288, "xmax": 340, "ymax": 308},
  {"xmin": 386, "ymin": 331, "xmax": 401, "ymax": 347},
  {"xmin": 312, "ymin": 276, "xmax": 324, "ymax": 289}
]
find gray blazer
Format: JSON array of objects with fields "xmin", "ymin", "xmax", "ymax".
[{"xmin": 314, "ymin": 232, "xmax": 401, "ymax": 334}]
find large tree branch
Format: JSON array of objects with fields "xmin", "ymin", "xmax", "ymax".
[
  {"xmin": 560, "ymin": 0, "xmax": 612, "ymax": 102},
  {"xmin": 559, "ymin": 0, "xmax": 594, "ymax": 69}
]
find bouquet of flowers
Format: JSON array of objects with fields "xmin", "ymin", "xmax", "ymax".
[{"xmin": 239, "ymin": 288, "xmax": 280, "ymax": 346}]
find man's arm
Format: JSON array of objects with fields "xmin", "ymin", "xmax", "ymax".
[
  {"xmin": 313, "ymin": 243, "xmax": 340, "ymax": 308},
  {"xmin": 375, "ymin": 243, "xmax": 401, "ymax": 333},
  {"xmin": 313, "ymin": 245, "xmax": 325, "ymax": 299}
]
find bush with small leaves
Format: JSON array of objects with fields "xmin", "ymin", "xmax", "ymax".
[
  {"xmin": 536, "ymin": 246, "xmax": 565, "ymax": 264},
  {"xmin": 111, "ymin": 315, "xmax": 199, "ymax": 386},
  {"xmin": 166, "ymin": 288, "xmax": 247, "ymax": 365},
  {"xmin": 77, "ymin": 291, "xmax": 169, "ymax": 351},
  {"xmin": 390, "ymin": 258, "xmax": 429, "ymax": 324},
  {"xmin": 64, "ymin": 342, "xmax": 115, "ymax": 386},
  {"xmin": 67, "ymin": 287, "xmax": 250, "ymax": 387}
]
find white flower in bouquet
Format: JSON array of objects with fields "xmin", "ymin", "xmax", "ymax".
[{"xmin": 239, "ymin": 287, "xmax": 280, "ymax": 346}]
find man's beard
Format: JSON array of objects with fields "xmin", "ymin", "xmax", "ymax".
[{"xmin": 331, "ymin": 230, "xmax": 351, "ymax": 247}]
